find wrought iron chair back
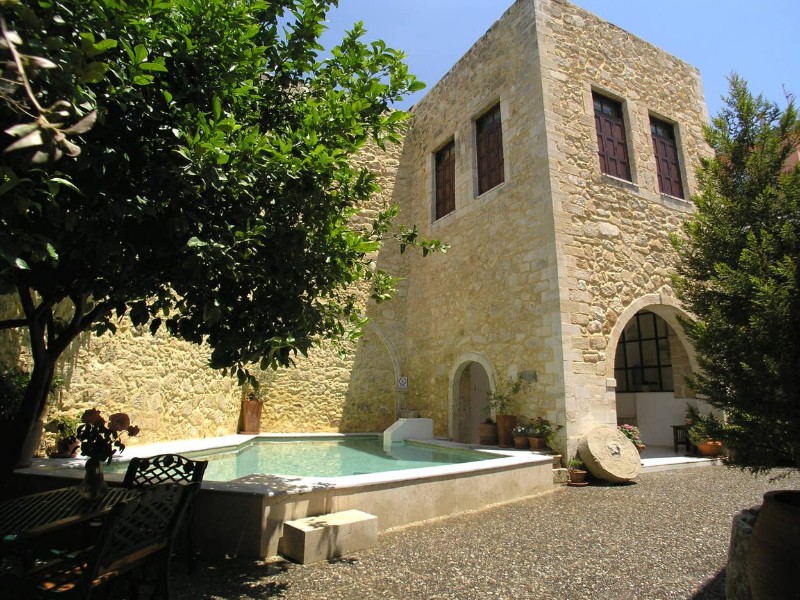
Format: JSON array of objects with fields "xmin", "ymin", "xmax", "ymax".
[{"xmin": 122, "ymin": 454, "xmax": 208, "ymax": 489}]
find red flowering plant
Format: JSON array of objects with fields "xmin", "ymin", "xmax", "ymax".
[
  {"xmin": 76, "ymin": 409, "xmax": 140, "ymax": 464},
  {"xmin": 618, "ymin": 423, "xmax": 645, "ymax": 450}
]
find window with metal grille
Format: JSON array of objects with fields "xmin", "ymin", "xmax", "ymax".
[
  {"xmin": 593, "ymin": 93, "xmax": 631, "ymax": 181},
  {"xmin": 614, "ymin": 311, "xmax": 674, "ymax": 393},
  {"xmin": 476, "ymin": 104, "xmax": 504, "ymax": 195},
  {"xmin": 650, "ymin": 117, "xmax": 684, "ymax": 198},
  {"xmin": 435, "ymin": 140, "xmax": 456, "ymax": 219}
]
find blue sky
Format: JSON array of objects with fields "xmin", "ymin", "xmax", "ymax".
[{"xmin": 320, "ymin": 0, "xmax": 800, "ymax": 120}]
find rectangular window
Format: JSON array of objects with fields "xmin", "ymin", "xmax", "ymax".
[
  {"xmin": 476, "ymin": 104, "xmax": 504, "ymax": 195},
  {"xmin": 593, "ymin": 93, "xmax": 631, "ymax": 181},
  {"xmin": 435, "ymin": 140, "xmax": 456, "ymax": 220},
  {"xmin": 650, "ymin": 117, "xmax": 684, "ymax": 198}
]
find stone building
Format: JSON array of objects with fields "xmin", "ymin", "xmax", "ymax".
[
  {"xmin": 8, "ymin": 0, "xmax": 710, "ymax": 456},
  {"xmin": 363, "ymin": 0, "xmax": 709, "ymax": 456}
]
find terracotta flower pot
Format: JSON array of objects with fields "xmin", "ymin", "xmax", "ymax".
[
  {"xmin": 528, "ymin": 436, "xmax": 548, "ymax": 450},
  {"xmin": 51, "ymin": 436, "xmax": 80, "ymax": 458},
  {"xmin": 695, "ymin": 440, "xmax": 722, "ymax": 456},
  {"xmin": 568, "ymin": 469, "xmax": 588, "ymax": 485},
  {"xmin": 513, "ymin": 435, "xmax": 529, "ymax": 450},
  {"xmin": 478, "ymin": 422, "xmax": 498, "ymax": 446}
]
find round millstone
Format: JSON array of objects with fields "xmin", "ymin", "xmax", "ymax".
[{"xmin": 578, "ymin": 425, "xmax": 641, "ymax": 482}]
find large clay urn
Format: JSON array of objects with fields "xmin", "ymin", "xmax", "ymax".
[
  {"xmin": 748, "ymin": 490, "xmax": 800, "ymax": 599},
  {"xmin": 238, "ymin": 398, "xmax": 263, "ymax": 434},
  {"xmin": 495, "ymin": 414, "xmax": 517, "ymax": 448}
]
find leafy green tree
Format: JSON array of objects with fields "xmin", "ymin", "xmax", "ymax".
[
  {"xmin": 0, "ymin": 0, "xmax": 440, "ymax": 481},
  {"xmin": 673, "ymin": 75, "xmax": 800, "ymax": 472}
]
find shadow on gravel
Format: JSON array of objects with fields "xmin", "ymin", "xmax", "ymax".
[
  {"xmin": 173, "ymin": 557, "xmax": 292, "ymax": 599},
  {"xmin": 691, "ymin": 568, "xmax": 726, "ymax": 600},
  {"xmin": 584, "ymin": 478, "xmax": 638, "ymax": 487}
]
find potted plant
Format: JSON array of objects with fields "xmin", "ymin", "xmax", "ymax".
[
  {"xmin": 44, "ymin": 414, "xmax": 81, "ymax": 458},
  {"xmin": 617, "ymin": 423, "xmax": 646, "ymax": 453},
  {"xmin": 686, "ymin": 409, "xmax": 724, "ymax": 456},
  {"xmin": 487, "ymin": 375, "xmax": 526, "ymax": 448},
  {"xmin": 567, "ymin": 457, "xmax": 588, "ymax": 486},
  {"xmin": 478, "ymin": 417, "xmax": 498, "ymax": 446},
  {"xmin": 512, "ymin": 425, "xmax": 529, "ymax": 449},
  {"xmin": 526, "ymin": 416, "xmax": 561, "ymax": 451}
]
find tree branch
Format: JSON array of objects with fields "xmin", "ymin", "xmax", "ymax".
[
  {"xmin": 17, "ymin": 282, "xmax": 48, "ymax": 361},
  {"xmin": 0, "ymin": 13, "xmax": 45, "ymax": 115},
  {"xmin": 0, "ymin": 318, "xmax": 28, "ymax": 330}
]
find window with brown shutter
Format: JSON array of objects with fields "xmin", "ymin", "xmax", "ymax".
[
  {"xmin": 650, "ymin": 117, "xmax": 684, "ymax": 199},
  {"xmin": 435, "ymin": 140, "xmax": 456, "ymax": 220},
  {"xmin": 593, "ymin": 93, "xmax": 631, "ymax": 181},
  {"xmin": 476, "ymin": 104, "xmax": 504, "ymax": 195}
]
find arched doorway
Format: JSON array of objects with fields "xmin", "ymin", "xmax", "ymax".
[
  {"xmin": 450, "ymin": 358, "xmax": 491, "ymax": 444},
  {"xmin": 612, "ymin": 308, "xmax": 696, "ymax": 448}
]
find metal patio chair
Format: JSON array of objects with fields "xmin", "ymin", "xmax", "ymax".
[
  {"xmin": 122, "ymin": 454, "xmax": 208, "ymax": 570},
  {"xmin": 13, "ymin": 482, "xmax": 198, "ymax": 599}
]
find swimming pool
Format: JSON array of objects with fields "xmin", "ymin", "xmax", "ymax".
[
  {"xmin": 21, "ymin": 434, "xmax": 555, "ymax": 558},
  {"xmin": 105, "ymin": 436, "xmax": 496, "ymax": 480}
]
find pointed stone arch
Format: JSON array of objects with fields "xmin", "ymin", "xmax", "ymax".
[{"xmin": 364, "ymin": 321, "xmax": 402, "ymax": 382}]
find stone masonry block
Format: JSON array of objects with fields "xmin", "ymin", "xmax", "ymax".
[{"xmin": 281, "ymin": 510, "xmax": 378, "ymax": 564}]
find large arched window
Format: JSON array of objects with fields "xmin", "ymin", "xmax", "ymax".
[{"xmin": 614, "ymin": 311, "xmax": 674, "ymax": 392}]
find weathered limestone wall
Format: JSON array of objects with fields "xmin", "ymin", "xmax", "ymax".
[
  {"xmin": 380, "ymin": 0, "xmax": 563, "ymax": 436},
  {"xmin": 2, "ymin": 141, "xmax": 404, "ymax": 447},
  {"xmin": 536, "ymin": 0, "xmax": 709, "ymax": 450}
]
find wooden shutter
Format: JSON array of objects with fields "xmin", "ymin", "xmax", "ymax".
[
  {"xmin": 593, "ymin": 94, "xmax": 631, "ymax": 181},
  {"xmin": 435, "ymin": 141, "xmax": 456, "ymax": 219},
  {"xmin": 650, "ymin": 118, "xmax": 684, "ymax": 198},
  {"xmin": 476, "ymin": 105, "xmax": 504, "ymax": 195}
]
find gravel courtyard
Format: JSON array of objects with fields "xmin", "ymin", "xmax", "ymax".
[{"xmin": 174, "ymin": 466, "xmax": 796, "ymax": 600}]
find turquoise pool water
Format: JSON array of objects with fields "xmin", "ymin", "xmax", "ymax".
[{"xmin": 107, "ymin": 436, "xmax": 496, "ymax": 481}]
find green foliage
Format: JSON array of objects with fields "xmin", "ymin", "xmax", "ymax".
[
  {"xmin": 511, "ymin": 425, "xmax": 528, "ymax": 437},
  {"xmin": 0, "ymin": 0, "xmax": 439, "ymax": 390},
  {"xmin": 567, "ymin": 456, "xmax": 583, "ymax": 470},
  {"xmin": 686, "ymin": 411, "xmax": 724, "ymax": 446},
  {"xmin": 525, "ymin": 416, "xmax": 562, "ymax": 448},
  {"xmin": 486, "ymin": 375, "xmax": 526, "ymax": 416},
  {"xmin": 672, "ymin": 75, "xmax": 800, "ymax": 472},
  {"xmin": 44, "ymin": 413, "xmax": 80, "ymax": 439},
  {"xmin": 0, "ymin": 366, "xmax": 29, "ymax": 421}
]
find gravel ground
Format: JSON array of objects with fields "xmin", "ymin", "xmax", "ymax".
[{"xmin": 173, "ymin": 466, "xmax": 796, "ymax": 600}]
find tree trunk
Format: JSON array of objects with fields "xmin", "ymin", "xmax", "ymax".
[{"xmin": 0, "ymin": 357, "xmax": 55, "ymax": 485}]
